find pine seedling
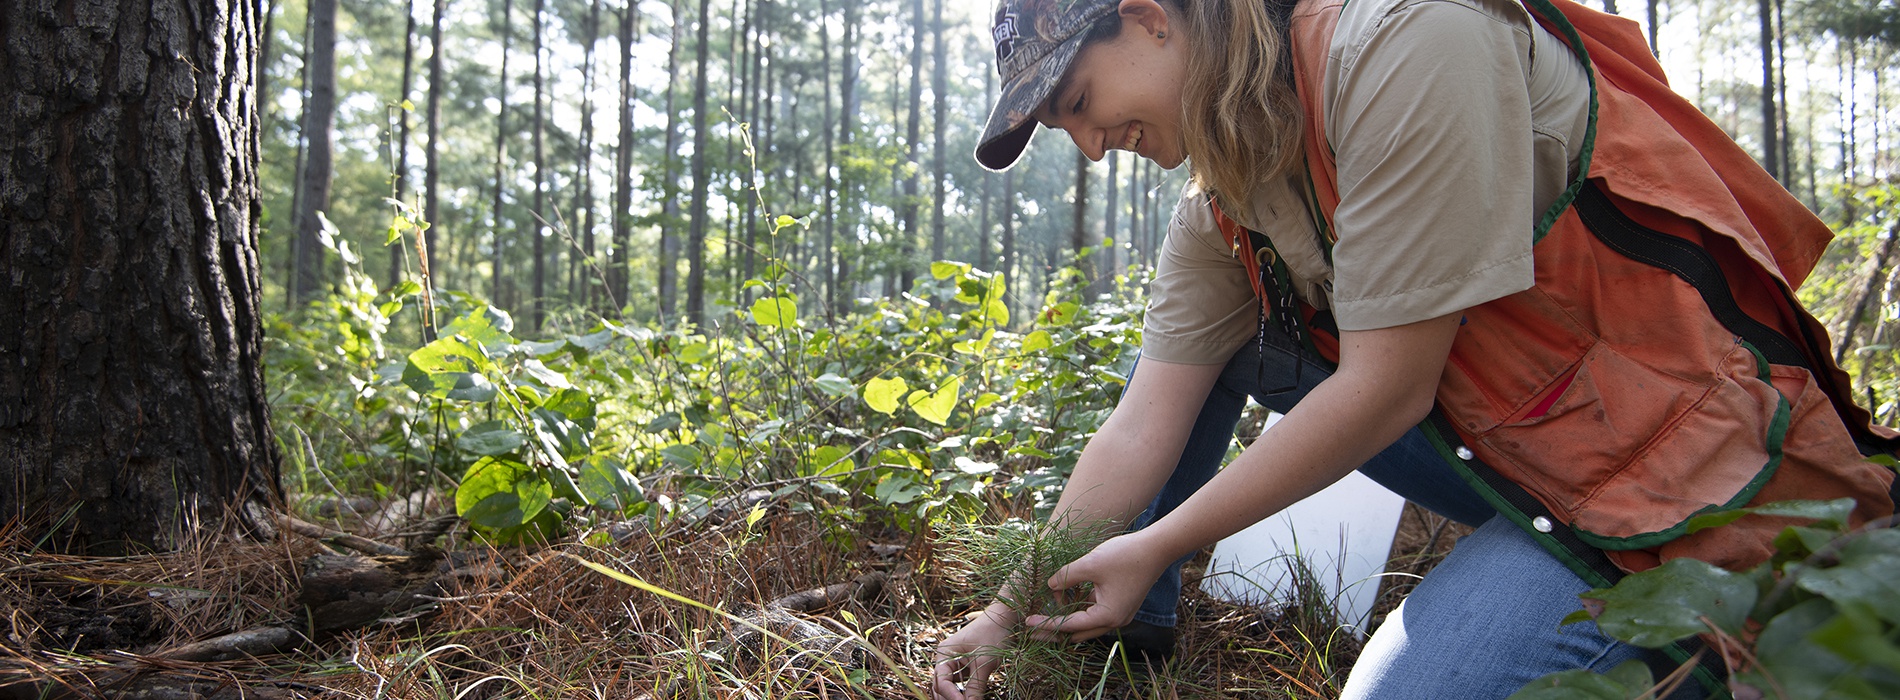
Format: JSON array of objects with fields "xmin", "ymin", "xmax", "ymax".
[{"xmin": 937, "ymin": 516, "xmax": 1125, "ymax": 698}]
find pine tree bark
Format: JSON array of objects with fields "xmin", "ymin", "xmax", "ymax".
[
  {"xmin": 898, "ymin": 0, "xmax": 925, "ymax": 293},
  {"xmin": 292, "ymin": 0, "xmax": 338, "ymax": 306},
  {"xmin": 530, "ymin": 0, "xmax": 547, "ymax": 330},
  {"xmin": 929, "ymin": 0, "xmax": 947, "ymax": 265},
  {"xmin": 819, "ymin": 0, "xmax": 838, "ymax": 316},
  {"xmin": 490, "ymin": 0, "xmax": 514, "ymax": 308},
  {"xmin": 424, "ymin": 0, "xmax": 447, "ymax": 285},
  {"xmin": 657, "ymin": 0, "xmax": 684, "ymax": 317},
  {"xmin": 1, "ymin": 0, "xmax": 282, "ymax": 554},
  {"xmin": 687, "ymin": 0, "xmax": 714, "ymax": 326},
  {"xmin": 574, "ymin": 0, "xmax": 602, "ymax": 307},
  {"xmin": 1756, "ymin": 0, "xmax": 1779, "ymax": 181}
]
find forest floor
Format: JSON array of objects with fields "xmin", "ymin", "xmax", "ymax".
[{"xmin": 0, "ymin": 497, "xmax": 1468, "ymax": 699}]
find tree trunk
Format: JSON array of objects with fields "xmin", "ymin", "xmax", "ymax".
[
  {"xmin": 657, "ymin": 0, "xmax": 683, "ymax": 318},
  {"xmin": 819, "ymin": 0, "xmax": 838, "ymax": 316},
  {"xmin": 898, "ymin": 0, "xmax": 924, "ymax": 293},
  {"xmin": 292, "ymin": 0, "xmax": 337, "ymax": 307},
  {"xmin": 0, "ymin": 0, "xmax": 282, "ymax": 554},
  {"xmin": 530, "ymin": 0, "xmax": 547, "ymax": 330},
  {"xmin": 1756, "ymin": 0, "xmax": 1779, "ymax": 181},
  {"xmin": 688, "ymin": 0, "xmax": 714, "ymax": 326},
  {"xmin": 424, "ymin": 0, "xmax": 447, "ymax": 286},
  {"xmin": 490, "ymin": 0, "xmax": 514, "ymax": 308},
  {"xmin": 285, "ymin": 4, "xmax": 314, "ymax": 307},
  {"xmin": 1646, "ymin": 0, "xmax": 1659, "ymax": 55},
  {"xmin": 574, "ymin": 0, "xmax": 601, "ymax": 307},
  {"xmin": 929, "ymin": 0, "xmax": 947, "ymax": 265},
  {"xmin": 1836, "ymin": 223, "xmax": 1900, "ymax": 363}
]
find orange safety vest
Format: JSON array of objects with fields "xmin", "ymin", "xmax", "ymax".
[{"xmin": 1215, "ymin": 0, "xmax": 1896, "ymax": 574}]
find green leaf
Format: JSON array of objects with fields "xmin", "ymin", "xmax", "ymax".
[
  {"xmin": 518, "ymin": 358, "xmax": 573, "ymax": 389},
  {"xmin": 745, "ymin": 504, "xmax": 767, "ymax": 529},
  {"xmin": 402, "ymin": 337, "xmax": 493, "ymax": 400},
  {"xmin": 660, "ymin": 444, "xmax": 701, "ymax": 467},
  {"xmin": 749, "ymin": 295, "xmax": 799, "ymax": 328},
  {"xmin": 907, "ymin": 376, "xmax": 962, "ymax": 426},
  {"xmin": 931, "ymin": 261, "xmax": 969, "ymax": 280},
  {"xmin": 774, "ymin": 214, "xmax": 797, "ymax": 231},
  {"xmin": 863, "ymin": 376, "xmax": 907, "ymax": 415},
  {"xmin": 444, "ymin": 306, "xmax": 516, "ymax": 352},
  {"xmin": 1506, "ymin": 660, "xmax": 1653, "ymax": 700},
  {"xmin": 814, "ymin": 373, "xmax": 854, "ymax": 397},
  {"xmin": 388, "ymin": 280, "xmax": 422, "ymax": 298},
  {"xmin": 399, "ymin": 98, "xmax": 415, "ymax": 111},
  {"xmin": 1749, "ymin": 498, "xmax": 1857, "ymax": 530},
  {"xmin": 874, "ymin": 473, "xmax": 928, "ymax": 505},
  {"xmin": 972, "ymin": 392, "xmax": 1003, "ymax": 412},
  {"xmin": 1737, "ymin": 598, "xmax": 1900, "ymax": 699},
  {"xmin": 457, "ymin": 420, "xmax": 526, "ymax": 456},
  {"xmin": 1040, "ymin": 302, "xmax": 1080, "ymax": 326},
  {"xmin": 543, "ymin": 389, "xmax": 598, "ymax": 430},
  {"xmin": 456, "ymin": 457, "xmax": 552, "ymax": 529},
  {"xmin": 1796, "ymin": 529, "xmax": 1900, "ymax": 625},
  {"xmin": 531, "ymin": 407, "xmax": 587, "ymax": 462},
  {"xmin": 521, "ymin": 339, "xmax": 568, "ymax": 357},
  {"xmin": 1582, "ymin": 557, "xmax": 1757, "ymax": 646},
  {"xmin": 1809, "ymin": 602, "xmax": 1900, "ymax": 674},
  {"xmin": 577, "ymin": 456, "xmax": 642, "ymax": 512},
  {"xmin": 1020, "ymin": 330, "xmax": 1053, "ymax": 354},
  {"xmin": 801, "ymin": 445, "xmax": 854, "ymax": 477}
]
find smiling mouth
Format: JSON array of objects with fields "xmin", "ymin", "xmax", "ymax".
[{"xmin": 1122, "ymin": 123, "xmax": 1143, "ymax": 152}]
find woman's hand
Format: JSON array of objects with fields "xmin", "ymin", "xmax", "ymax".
[
  {"xmin": 931, "ymin": 604, "xmax": 1016, "ymax": 700},
  {"xmin": 1021, "ymin": 531, "xmax": 1170, "ymax": 644}
]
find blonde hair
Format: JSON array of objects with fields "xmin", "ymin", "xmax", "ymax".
[{"xmin": 1172, "ymin": 0, "xmax": 1304, "ymax": 203}]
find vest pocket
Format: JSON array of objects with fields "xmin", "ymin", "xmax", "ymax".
[{"xmin": 1478, "ymin": 340, "xmax": 1787, "ymax": 550}]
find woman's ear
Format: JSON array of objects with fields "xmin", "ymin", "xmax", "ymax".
[{"xmin": 1118, "ymin": 0, "xmax": 1171, "ymax": 42}]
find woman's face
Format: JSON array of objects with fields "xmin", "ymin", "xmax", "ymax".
[{"xmin": 1038, "ymin": 2, "xmax": 1187, "ymax": 168}]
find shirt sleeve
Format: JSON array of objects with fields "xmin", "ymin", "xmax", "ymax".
[
  {"xmin": 1140, "ymin": 184, "xmax": 1260, "ymax": 365},
  {"xmin": 1325, "ymin": 0, "xmax": 1540, "ymax": 331}
]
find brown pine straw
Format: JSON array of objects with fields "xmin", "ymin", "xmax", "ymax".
[{"xmin": 0, "ymin": 502, "xmax": 1457, "ymax": 699}]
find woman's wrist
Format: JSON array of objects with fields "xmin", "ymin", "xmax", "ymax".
[{"xmin": 981, "ymin": 600, "xmax": 1024, "ymax": 628}]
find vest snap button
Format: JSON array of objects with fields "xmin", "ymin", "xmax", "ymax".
[
  {"xmin": 1454, "ymin": 446, "xmax": 1474, "ymax": 461},
  {"xmin": 1532, "ymin": 516, "xmax": 1554, "ymax": 533}
]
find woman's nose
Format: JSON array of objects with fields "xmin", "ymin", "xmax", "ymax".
[{"xmin": 1061, "ymin": 125, "xmax": 1106, "ymax": 162}]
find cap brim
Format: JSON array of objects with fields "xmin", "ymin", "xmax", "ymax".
[{"xmin": 974, "ymin": 36, "xmax": 1087, "ymax": 172}]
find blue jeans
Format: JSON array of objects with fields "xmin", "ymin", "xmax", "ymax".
[{"xmin": 1124, "ymin": 330, "xmax": 1698, "ymax": 698}]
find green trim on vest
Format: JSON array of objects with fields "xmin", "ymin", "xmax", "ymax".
[{"xmin": 1525, "ymin": 0, "xmax": 1599, "ymax": 244}]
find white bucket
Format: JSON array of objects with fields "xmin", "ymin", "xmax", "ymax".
[{"xmin": 1198, "ymin": 412, "xmax": 1408, "ymax": 637}]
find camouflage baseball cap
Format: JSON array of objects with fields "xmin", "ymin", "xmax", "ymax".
[{"xmin": 975, "ymin": 0, "xmax": 1120, "ymax": 171}]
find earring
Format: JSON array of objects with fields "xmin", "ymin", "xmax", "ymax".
[{"xmin": 1157, "ymin": 31, "xmax": 1167, "ymax": 38}]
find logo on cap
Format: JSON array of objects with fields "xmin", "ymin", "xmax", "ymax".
[{"xmin": 992, "ymin": 10, "xmax": 1019, "ymax": 62}]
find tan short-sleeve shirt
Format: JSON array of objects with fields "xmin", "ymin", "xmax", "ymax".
[{"xmin": 1140, "ymin": 0, "xmax": 1591, "ymax": 365}]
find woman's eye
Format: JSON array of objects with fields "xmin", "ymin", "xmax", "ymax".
[{"xmin": 1072, "ymin": 96, "xmax": 1085, "ymax": 115}]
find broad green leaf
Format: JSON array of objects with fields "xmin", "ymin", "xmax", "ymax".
[
  {"xmin": 801, "ymin": 445, "xmax": 854, "ymax": 477},
  {"xmin": 531, "ymin": 407, "xmax": 587, "ymax": 462},
  {"xmin": 388, "ymin": 280, "xmax": 422, "ymax": 298},
  {"xmin": 931, "ymin": 261, "xmax": 969, "ymax": 280},
  {"xmin": 908, "ymin": 377, "xmax": 962, "ymax": 426},
  {"xmin": 1582, "ymin": 557, "xmax": 1756, "ymax": 646},
  {"xmin": 874, "ymin": 474, "xmax": 927, "ymax": 505},
  {"xmin": 1506, "ymin": 660, "xmax": 1653, "ymax": 700},
  {"xmin": 456, "ymin": 457, "xmax": 552, "ymax": 529},
  {"xmin": 1020, "ymin": 330, "xmax": 1053, "ymax": 354},
  {"xmin": 521, "ymin": 339, "xmax": 568, "ymax": 357},
  {"xmin": 1737, "ymin": 599, "xmax": 1900, "ymax": 699},
  {"xmin": 746, "ymin": 504, "xmax": 767, "ymax": 529},
  {"xmin": 1810, "ymin": 602, "xmax": 1900, "ymax": 674},
  {"xmin": 983, "ymin": 298, "xmax": 1010, "ymax": 327},
  {"xmin": 519, "ymin": 358, "xmax": 573, "ymax": 389},
  {"xmin": 676, "ymin": 341, "xmax": 711, "ymax": 364},
  {"xmin": 864, "ymin": 376, "xmax": 907, "ymax": 414},
  {"xmin": 1040, "ymin": 301, "xmax": 1080, "ymax": 326},
  {"xmin": 577, "ymin": 456, "xmax": 642, "ymax": 511},
  {"xmin": 660, "ymin": 444, "xmax": 701, "ymax": 467},
  {"xmin": 457, "ymin": 420, "xmax": 526, "ymax": 456},
  {"xmin": 875, "ymin": 449, "xmax": 923, "ymax": 469},
  {"xmin": 543, "ymin": 389, "xmax": 598, "ymax": 430},
  {"xmin": 399, "ymin": 98, "xmax": 415, "ymax": 111},
  {"xmin": 402, "ymin": 337, "xmax": 494, "ymax": 400},
  {"xmin": 1796, "ymin": 529, "xmax": 1900, "ymax": 625},
  {"xmin": 972, "ymin": 392, "xmax": 1003, "ymax": 412},
  {"xmin": 567, "ymin": 328, "xmax": 616, "ymax": 353},
  {"xmin": 813, "ymin": 373, "xmax": 854, "ymax": 397},
  {"xmin": 443, "ymin": 306, "xmax": 516, "ymax": 352},
  {"xmin": 1748, "ymin": 498, "xmax": 1857, "ymax": 530},
  {"xmin": 750, "ymin": 295, "xmax": 799, "ymax": 328}
]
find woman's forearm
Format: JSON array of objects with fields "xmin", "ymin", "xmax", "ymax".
[{"xmin": 1043, "ymin": 359, "xmax": 1226, "ymax": 531}]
